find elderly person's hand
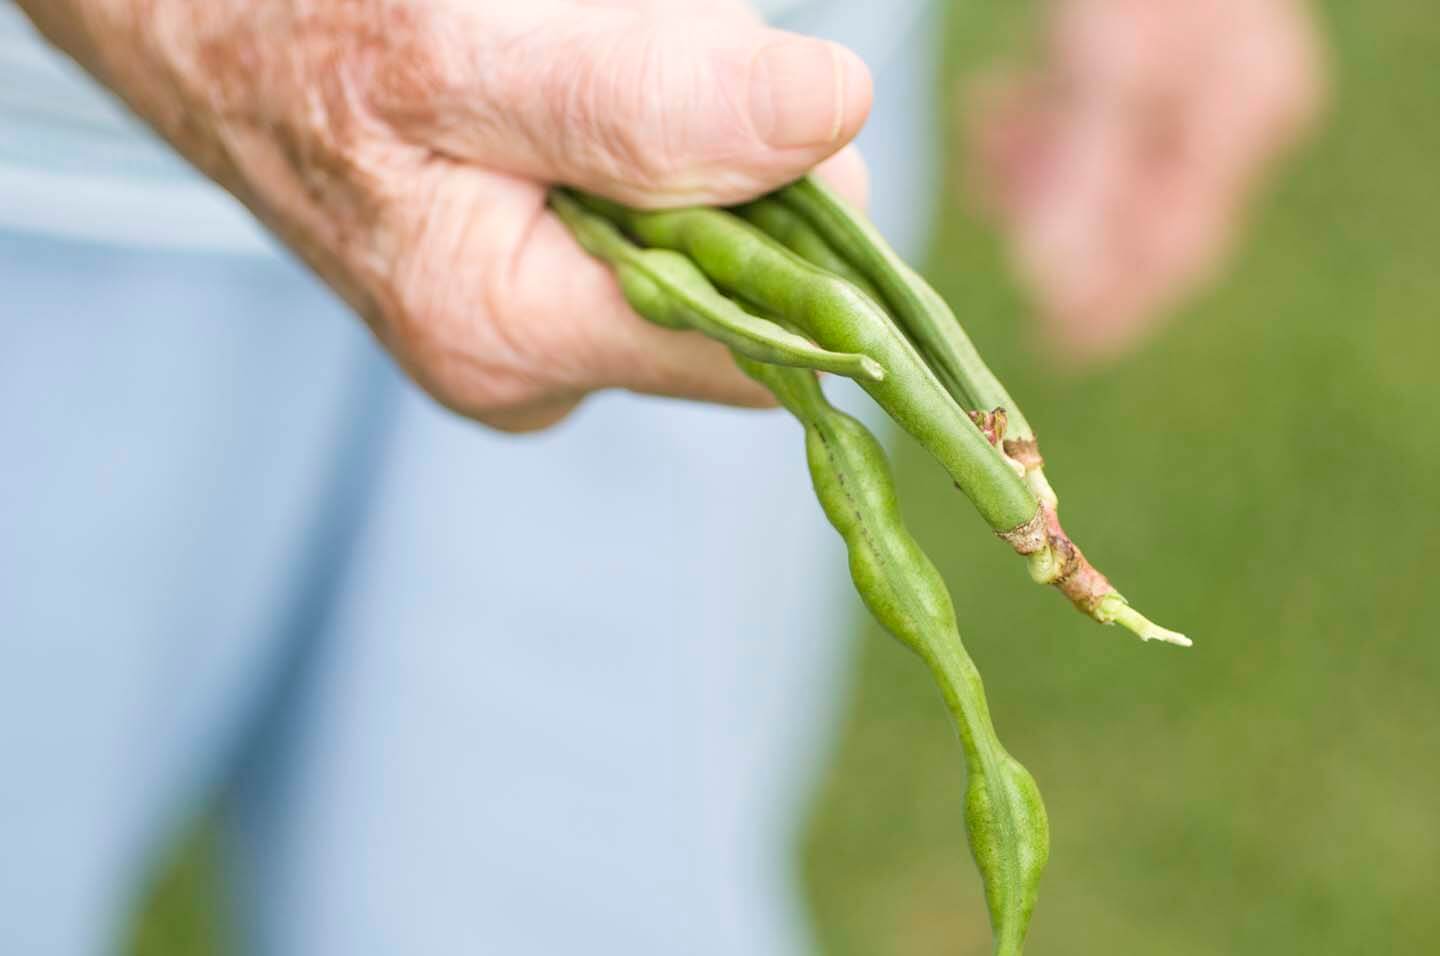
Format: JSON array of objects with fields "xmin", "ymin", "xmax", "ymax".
[
  {"xmin": 971, "ymin": 0, "xmax": 1325, "ymax": 360},
  {"xmin": 20, "ymin": 0, "xmax": 872, "ymax": 430}
]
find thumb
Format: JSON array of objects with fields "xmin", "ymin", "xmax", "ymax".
[{"xmin": 371, "ymin": 4, "xmax": 872, "ymax": 206}]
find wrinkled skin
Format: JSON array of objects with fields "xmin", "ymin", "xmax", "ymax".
[
  {"xmin": 20, "ymin": 0, "xmax": 872, "ymax": 430},
  {"xmin": 971, "ymin": 0, "xmax": 1326, "ymax": 360}
]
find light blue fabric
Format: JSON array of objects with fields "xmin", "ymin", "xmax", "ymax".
[
  {"xmin": 0, "ymin": 229, "xmax": 859, "ymax": 956},
  {"xmin": 0, "ymin": 2, "xmax": 940, "ymax": 953},
  {"xmin": 0, "ymin": 3, "xmax": 277, "ymax": 252}
]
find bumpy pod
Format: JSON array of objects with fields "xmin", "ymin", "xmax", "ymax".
[
  {"xmin": 737, "ymin": 358, "xmax": 1049, "ymax": 956},
  {"xmin": 573, "ymin": 193, "xmax": 1041, "ymax": 536},
  {"xmin": 548, "ymin": 191, "xmax": 885, "ymax": 383},
  {"xmin": 555, "ymin": 189, "xmax": 1053, "ymax": 948}
]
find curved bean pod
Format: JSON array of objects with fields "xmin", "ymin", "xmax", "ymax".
[
  {"xmin": 548, "ymin": 191, "xmax": 886, "ymax": 383},
  {"xmin": 731, "ymin": 197, "xmax": 885, "ymax": 305},
  {"xmin": 774, "ymin": 177, "xmax": 1062, "ymax": 510},
  {"xmin": 573, "ymin": 193, "xmax": 1040, "ymax": 535},
  {"xmin": 734, "ymin": 194, "xmax": 983, "ymax": 418},
  {"xmin": 737, "ymin": 357, "xmax": 1049, "ymax": 956},
  {"xmin": 771, "ymin": 178, "xmax": 1191, "ymax": 646},
  {"xmin": 773, "ymin": 176, "xmax": 1032, "ymax": 439}
]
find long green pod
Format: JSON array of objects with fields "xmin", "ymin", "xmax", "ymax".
[
  {"xmin": 738, "ymin": 357, "xmax": 1049, "ymax": 955},
  {"xmin": 731, "ymin": 197, "xmax": 885, "ymax": 304},
  {"xmin": 572, "ymin": 192, "xmax": 1040, "ymax": 536},
  {"xmin": 734, "ymin": 194, "xmax": 983, "ymax": 415},
  {"xmin": 774, "ymin": 176, "xmax": 1064, "ymax": 509},
  {"xmin": 773, "ymin": 177, "xmax": 1030, "ymax": 434},
  {"xmin": 548, "ymin": 192, "xmax": 884, "ymax": 383},
  {"xmin": 772, "ymin": 178, "xmax": 1192, "ymax": 646}
]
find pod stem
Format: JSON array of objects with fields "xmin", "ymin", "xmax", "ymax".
[
  {"xmin": 1000, "ymin": 499, "xmax": 1191, "ymax": 647},
  {"xmin": 1096, "ymin": 595, "xmax": 1194, "ymax": 647}
]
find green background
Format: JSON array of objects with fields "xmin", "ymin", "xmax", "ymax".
[{"xmin": 127, "ymin": 1, "xmax": 1439, "ymax": 953}]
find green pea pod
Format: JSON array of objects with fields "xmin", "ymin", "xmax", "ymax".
[
  {"xmin": 548, "ymin": 191, "xmax": 885, "ymax": 383},
  {"xmin": 731, "ymin": 197, "xmax": 886, "ymax": 305},
  {"xmin": 738, "ymin": 356, "xmax": 1049, "ymax": 956},
  {"xmin": 769, "ymin": 178, "xmax": 1191, "ymax": 647},
  {"xmin": 618, "ymin": 252, "xmax": 886, "ymax": 382},
  {"xmin": 572, "ymin": 192, "xmax": 1041, "ymax": 536},
  {"xmin": 733, "ymin": 194, "xmax": 981, "ymax": 412},
  {"xmin": 772, "ymin": 177, "xmax": 1032, "ymax": 443}
]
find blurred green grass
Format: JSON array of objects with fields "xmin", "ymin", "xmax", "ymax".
[
  {"xmin": 801, "ymin": 1, "xmax": 1440, "ymax": 954},
  {"xmin": 128, "ymin": 1, "xmax": 1438, "ymax": 953}
]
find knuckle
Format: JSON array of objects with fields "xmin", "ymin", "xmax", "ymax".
[{"xmin": 364, "ymin": 5, "xmax": 475, "ymax": 129}]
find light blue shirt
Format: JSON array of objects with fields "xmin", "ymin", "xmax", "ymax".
[{"xmin": 0, "ymin": 3, "xmax": 277, "ymax": 252}]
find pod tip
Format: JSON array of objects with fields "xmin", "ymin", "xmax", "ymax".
[{"xmin": 1096, "ymin": 594, "xmax": 1192, "ymax": 648}]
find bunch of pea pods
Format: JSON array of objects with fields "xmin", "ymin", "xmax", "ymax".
[{"xmin": 550, "ymin": 178, "xmax": 1189, "ymax": 956}]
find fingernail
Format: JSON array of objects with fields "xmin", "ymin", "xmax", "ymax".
[{"xmin": 749, "ymin": 39, "xmax": 866, "ymax": 149}]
